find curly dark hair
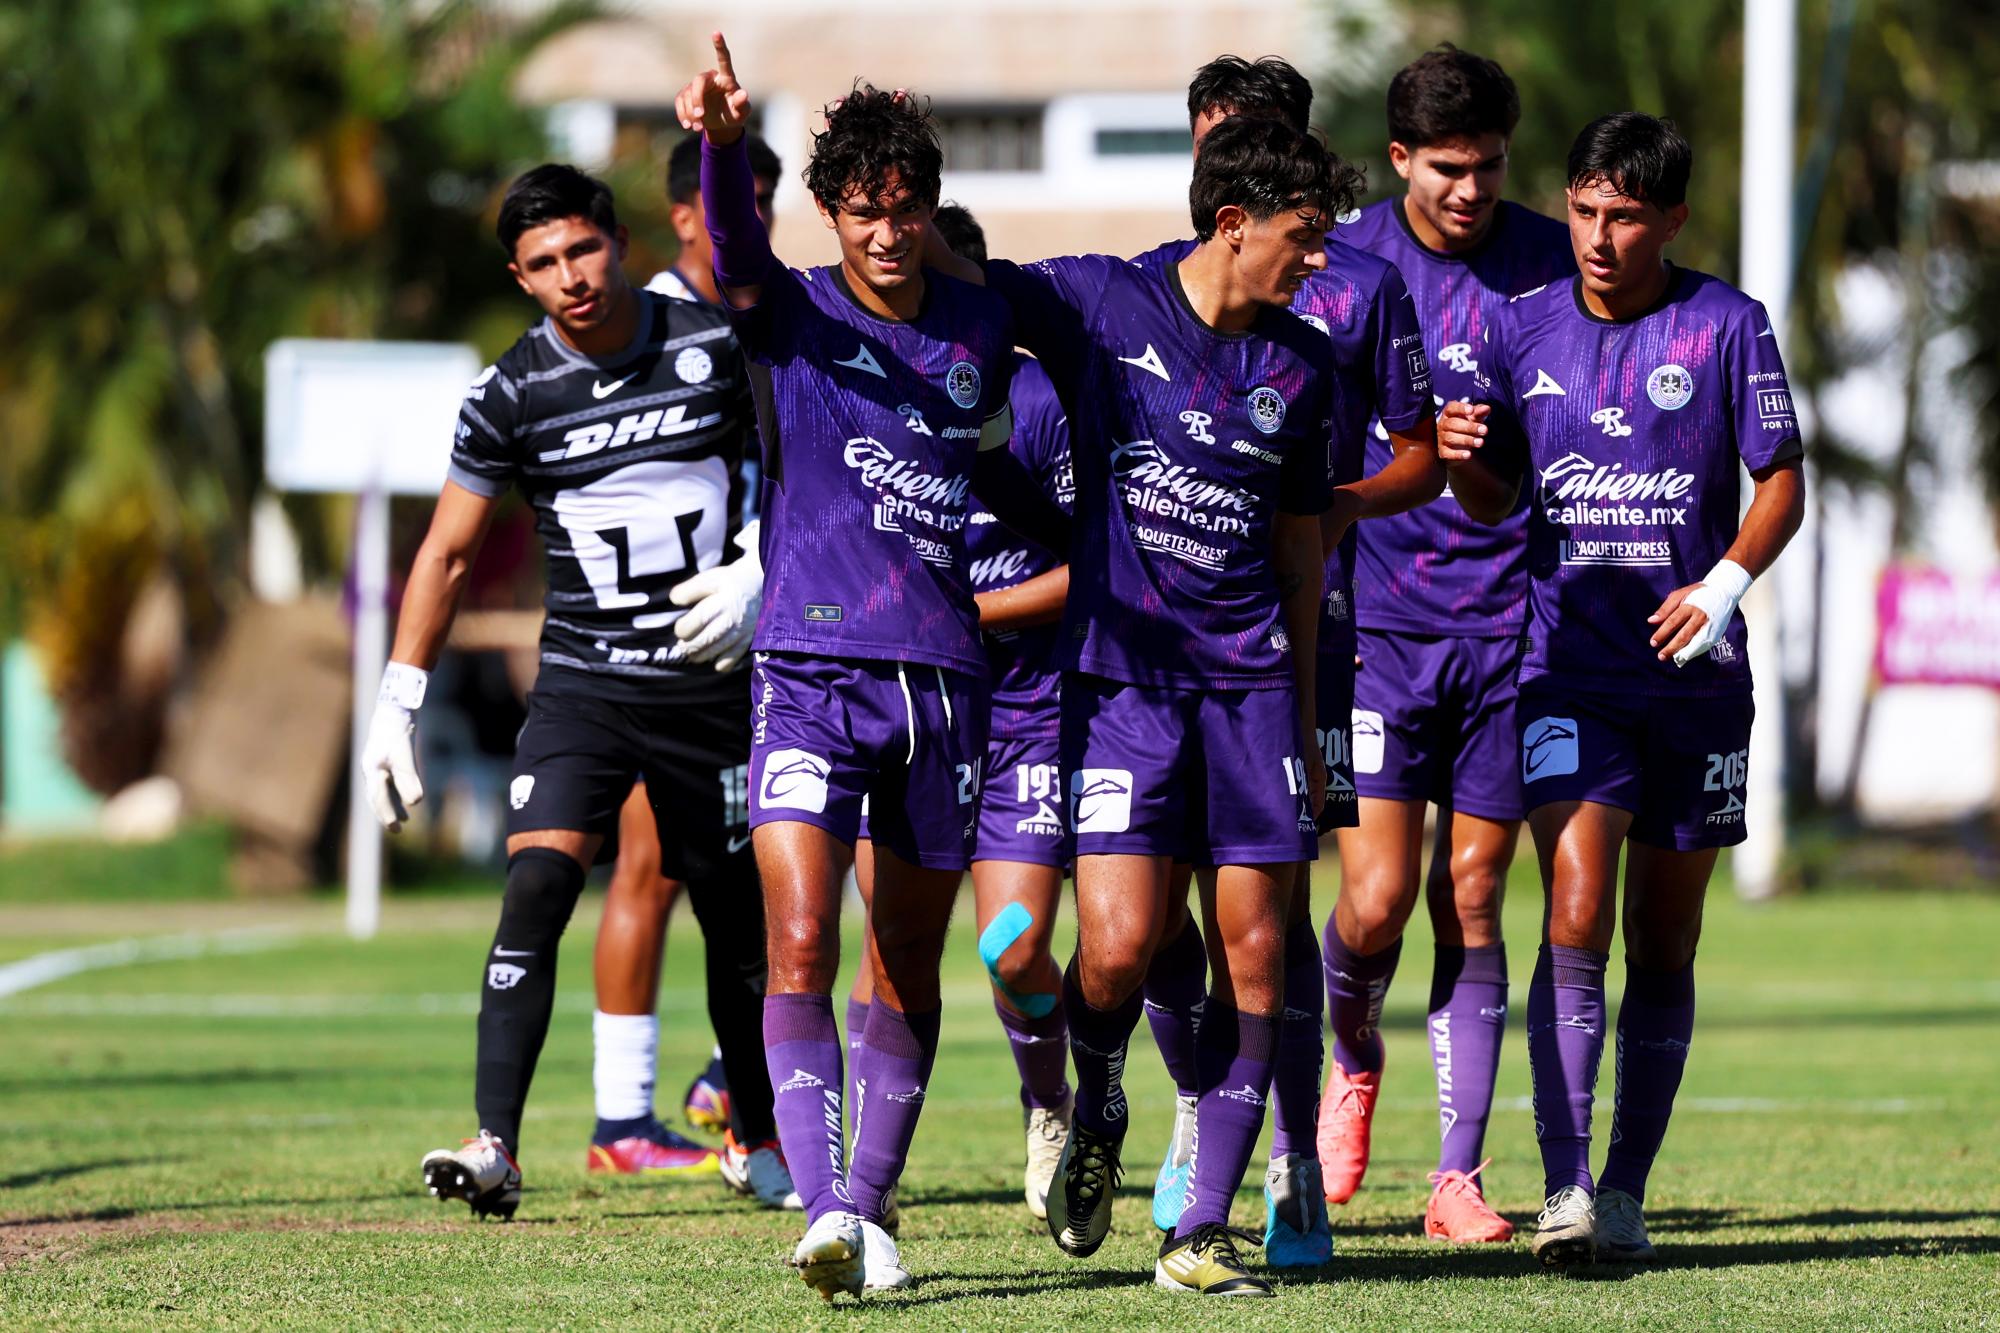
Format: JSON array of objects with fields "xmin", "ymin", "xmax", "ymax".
[
  {"xmin": 930, "ymin": 203, "xmax": 987, "ymax": 264},
  {"xmin": 1186, "ymin": 54, "xmax": 1313, "ymax": 133},
  {"xmin": 802, "ymin": 83, "xmax": 943, "ymax": 213},
  {"xmin": 1189, "ymin": 115, "xmax": 1363, "ymax": 241}
]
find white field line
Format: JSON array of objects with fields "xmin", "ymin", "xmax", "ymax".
[{"xmin": 0, "ymin": 927, "xmax": 298, "ymax": 999}]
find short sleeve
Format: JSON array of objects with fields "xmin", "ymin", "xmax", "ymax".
[
  {"xmin": 1372, "ymin": 264, "xmax": 1433, "ymax": 432},
  {"xmin": 446, "ymin": 364, "xmax": 521, "ymax": 498},
  {"xmin": 1724, "ymin": 300, "xmax": 1803, "ymax": 472},
  {"xmin": 1470, "ymin": 316, "xmax": 1529, "ymax": 485},
  {"xmin": 723, "ymin": 262, "xmax": 805, "ymax": 365},
  {"xmin": 1011, "ymin": 360, "xmax": 1074, "ymax": 514},
  {"xmin": 984, "ymin": 255, "xmax": 1114, "ymax": 382},
  {"xmin": 1278, "ymin": 379, "xmax": 1336, "ymax": 515}
]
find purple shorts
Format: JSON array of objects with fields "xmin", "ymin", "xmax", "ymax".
[
  {"xmin": 750, "ymin": 652, "xmax": 988, "ymax": 871},
  {"xmin": 1517, "ymin": 682, "xmax": 1755, "ymax": 850},
  {"xmin": 1315, "ymin": 656, "xmax": 1359, "ymax": 833},
  {"xmin": 973, "ymin": 734, "xmax": 1068, "ymax": 868},
  {"xmin": 1351, "ymin": 629, "xmax": 1525, "ymax": 822},
  {"xmin": 1060, "ymin": 673, "xmax": 1318, "ymax": 867}
]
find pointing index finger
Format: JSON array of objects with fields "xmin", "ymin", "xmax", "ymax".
[{"xmin": 712, "ymin": 31, "xmax": 735, "ymax": 79}]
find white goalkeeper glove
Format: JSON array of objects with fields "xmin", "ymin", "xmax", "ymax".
[
  {"xmin": 1672, "ymin": 559, "xmax": 1754, "ymax": 667},
  {"xmin": 361, "ymin": 662, "xmax": 427, "ymax": 832},
  {"xmin": 669, "ymin": 520, "xmax": 763, "ymax": 673}
]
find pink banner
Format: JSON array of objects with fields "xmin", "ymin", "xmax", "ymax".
[{"xmin": 1876, "ymin": 565, "xmax": 2000, "ymax": 688}]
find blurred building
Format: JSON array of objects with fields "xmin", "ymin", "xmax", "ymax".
[{"xmin": 509, "ymin": 0, "xmax": 1322, "ymax": 263}]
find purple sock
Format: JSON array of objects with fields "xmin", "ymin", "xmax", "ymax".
[
  {"xmin": 1526, "ymin": 944, "xmax": 1608, "ymax": 1197},
  {"xmin": 1429, "ymin": 944, "xmax": 1509, "ymax": 1176},
  {"xmin": 1062, "ymin": 962, "xmax": 1144, "ymax": 1139},
  {"xmin": 1177, "ymin": 1001, "xmax": 1277, "ymax": 1234},
  {"xmin": 844, "ymin": 994, "xmax": 869, "ymax": 1138},
  {"xmin": 1142, "ymin": 916, "xmax": 1207, "ymax": 1097},
  {"xmin": 1598, "ymin": 959, "xmax": 1696, "ymax": 1205},
  {"xmin": 764, "ymin": 992, "xmax": 850, "ymax": 1223},
  {"xmin": 1323, "ymin": 925, "xmax": 1400, "ymax": 1075},
  {"xmin": 993, "ymin": 994, "xmax": 1071, "ymax": 1110},
  {"xmin": 1268, "ymin": 920, "xmax": 1325, "ymax": 1159},
  {"xmin": 847, "ymin": 1001, "xmax": 941, "ymax": 1224}
]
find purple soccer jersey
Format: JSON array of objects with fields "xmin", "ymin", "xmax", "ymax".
[
  {"xmin": 966, "ymin": 353, "xmax": 1073, "ymax": 738},
  {"xmin": 727, "ymin": 263, "xmax": 1016, "ymax": 677},
  {"xmin": 1129, "ymin": 237, "xmax": 1430, "ymax": 671},
  {"xmin": 985, "ymin": 253, "xmax": 1335, "ymax": 689},
  {"xmin": 1339, "ymin": 199, "xmax": 1575, "ymax": 637},
  {"xmin": 1476, "ymin": 266, "xmax": 1802, "ymax": 696}
]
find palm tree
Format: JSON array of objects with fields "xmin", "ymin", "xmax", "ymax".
[{"xmin": 0, "ymin": 0, "xmax": 591, "ymax": 793}]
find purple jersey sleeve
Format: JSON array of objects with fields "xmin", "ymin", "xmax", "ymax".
[
  {"xmin": 983, "ymin": 255, "xmax": 1115, "ymax": 394},
  {"xmin": 1372, "ymin": 262, "xmax": 1432, "ymax": 432},
  {"xmin": 1722, "ymin": 299, "xmax": 1802, "ymax": 470}
]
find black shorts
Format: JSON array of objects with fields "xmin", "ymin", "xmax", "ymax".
[{"xmin": 508, "ymin": 669, "xmax": 752, "ymax": 879}]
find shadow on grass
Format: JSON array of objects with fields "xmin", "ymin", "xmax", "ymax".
[
  {"xmin": 880, "ymin": 1266, "xmax": 1159, "ymax": 1305},
  {"xmin": 0, "ymin": 1158, "xmax": 174, "ymax": 1190}
]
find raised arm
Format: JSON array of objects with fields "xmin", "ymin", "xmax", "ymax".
[{"xmin": 676, "ymin": 32, "xmax": 769, "ymax": 309}]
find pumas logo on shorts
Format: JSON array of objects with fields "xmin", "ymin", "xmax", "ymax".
[
  {"xmin": 1522, "ymin": 716, "xmax": 1580, "ymax": 782},
  {"xmin": 486, "ymin": 963, "xmax": 527, "ymax": 990},
  {"xmin": 760, "ymin": 748, "xmax": 832, "ymax": 814},
  {"xmin": 509, "ymin": 775, "xmax": 534, "ymax": 810},
  {"xmin": 1350, "ymin": 709, "xmax": 1386, "ymax": 776},
  {"xmin": 1070, "ymin": 768, "xmax": 1134, "ymax": 834}
]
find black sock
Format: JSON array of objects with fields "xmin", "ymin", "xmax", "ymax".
[
  {"xmin": 474, "ymin": 847, "xmax": 585, "ymax": 1158},
  {"xmin": 688, "ymin": 868, "xmax": 775, "ymax": 1143}
]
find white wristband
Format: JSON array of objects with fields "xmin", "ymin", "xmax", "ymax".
[
  {"xmin": 1700, "ymin": 559, "xmax": 1753, "ymax": 602},
  {"xmin": 378, "ymin": 661, "xmax": 429, "ymax": 711},
  {"xmin": 1671, "ymin": 560, "xmax": 1754, "ymax": 668}
]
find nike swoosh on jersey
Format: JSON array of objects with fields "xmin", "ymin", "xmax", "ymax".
[
  {"xmin": 726, "ymin": 833, "xmax": 752, "ymax": 854},
  {"xmin": 592, "ymin": 376, "xmax": 632, "ymax": 399}
]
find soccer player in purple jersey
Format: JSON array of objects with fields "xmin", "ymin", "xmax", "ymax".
[
  {"xmin": 843, "ymin": 206, "xmax": 1080, "ymax": 1224},
  {"xmin": 676, "ymin": 36, "xmax": 1063, "ymax": 1301},
  {"xmin": 1319, "ymin": 47, "xmax": 1574, "ymax": 1245},
  {"xmin": 1439, "ymin": 113, "xmax": 1805, "ymax": 1269},
  {"xmin": 585, "ymin": 132, "xmax": 795, "ymax": 1202},
  {"xmin": 1127, "ymin": 57, "xmax": 1445, "ymax": 1269},
  {"xmin": 935, "ymin": 115, "xmax": 1354, "ymax": 1296}
]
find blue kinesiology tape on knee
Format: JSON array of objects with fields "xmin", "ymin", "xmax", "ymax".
[{"xmin": 978, "ymin": 901, "xmax": 1057, "ymax": 1019}]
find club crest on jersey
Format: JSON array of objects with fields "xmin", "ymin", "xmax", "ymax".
[
  {"xmin": 1249, "ymin": 386, "xmax": 1286, "ymax": 435},
  {"xmin": 675, "ymin": 346, "xmax": 714, "ymax": 384},
  {"xmin": 1646, "ymin": 364, "xmax": 1694, "ymax": 411},
  {"xmin": 946, "ymin": 360, "xmax": 981, "ymax": 409},
  {"xmin": 1179, "ymin": 410, "xmax": 1215, "ymax": 444}
]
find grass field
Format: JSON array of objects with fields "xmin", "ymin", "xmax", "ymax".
[{"xmin": 2, "ymin": 861, "xmax": 1997, "ymax": 1330}]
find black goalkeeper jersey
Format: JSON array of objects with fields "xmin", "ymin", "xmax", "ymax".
[{"xmin": 447, "ymin": 289, "xmax": 753, "ymax": 703}]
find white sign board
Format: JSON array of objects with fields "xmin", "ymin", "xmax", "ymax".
[{"xmin": 264, "ymin": 338, "xmax": 479, "ymax": 496}]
